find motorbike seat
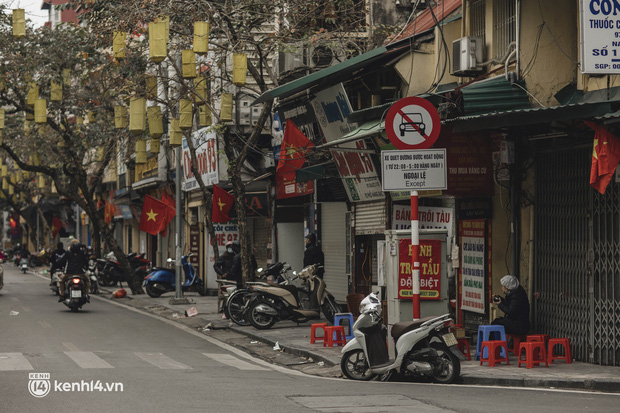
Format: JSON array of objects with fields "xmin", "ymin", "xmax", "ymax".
[
  {"xmin": 391, "ymin": 316, "xmax": 437, "ymax": 341},
  {"xmin": 278, "ymin": 284, "xmax": 299, "ymax": 304},
  {"xmin": 151, "ymin": 267, "xmax": 175, "ymax": 274}
]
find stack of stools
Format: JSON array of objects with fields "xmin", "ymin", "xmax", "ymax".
[
  {"xmin": 310, "ymin": 323, "xmax": 328, "ymax": 344},
  {"xmin": 333, "ymin": 313, "xmax": 355, "ymax": 340},
  {"xmin": 479, "ymin": 340, "xmax": 510, "ymax": 367},
  {"xmin": 475, "ymin": 325, "xmax": 507, "ymax": 360},
  {"xmin": 506, "ymin": 334, "xmax": 525, "ymax": 356},
  {"xmin": 548, "ymin": 338, "xmax": 572, "ymax": 364},
  {"xmin": 517, "ymin": 341, "xmax": 548, "ymax": 368},
  {"xmin": 323, "ymin": 326, "xmax": 347, "ymax": 347}
]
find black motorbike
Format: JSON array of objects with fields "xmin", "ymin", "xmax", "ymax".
[{"xmin": 61, "ymin": 275, "xmax": 89, "ymax": 312}]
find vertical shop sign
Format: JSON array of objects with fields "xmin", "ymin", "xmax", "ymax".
[
  {"xmin": 189, "ymin": 225, "xmax": 201, "ymax": 273},
  {"xmin": 460, "ymin": 219, "xmax": 486, "ymax": 313},
  {"xmin": 398, "ymin": 239, "xmax": 441, "ymax": 300}
]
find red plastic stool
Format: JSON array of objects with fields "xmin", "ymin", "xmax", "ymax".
[
  {"xmin": 323, "ymin": 326, "xmax": 347, "ymax": 347},
  {"xmin": 526, "ymin": 334, "xmax": 550, "ymax": 347},
  {"xmin": 310, "ymin": 323, "xmax": 328, "ymax": 344},
  {"xmin": 456, "ymin": 338, "xmax": 471, "ymax": 361},
  {"xmin": 506, "ymin": 334, "xmax": 525, "ymax": 356},
  {"xmin": 518, "ymin": 341, "xmax": 548, "ymax": 368},
  {"xmin": 548, "ymin": 338, "xmax": 572, "ymax": 364},
  {"xmin": 480, "ymin": 340, "xmax": 509, "ymax": 367}
]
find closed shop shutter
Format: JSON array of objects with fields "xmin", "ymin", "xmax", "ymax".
[
  {"xmin": 252, "ymin": 217, "xmax": 270, "ymax": 269},
  {"xmin": 321, "ymin": 202, "xmax": 349, "ymax": 302},
  {"xmin": 354, "ymin": 201, "xmax": 387, "ymax": 235}
]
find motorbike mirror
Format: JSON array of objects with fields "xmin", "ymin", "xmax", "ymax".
[
  {"xmin": 166, "ymin": 258, "xmax": 173, "ymax": 263},
  {"xmin": 257, "ymin": 268, "xmax": 264, "ymax": 273}
]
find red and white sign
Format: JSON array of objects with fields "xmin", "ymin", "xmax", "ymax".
[{"xmin": 385, "ymin": 97, "xmax": 441, "ymax": 150}]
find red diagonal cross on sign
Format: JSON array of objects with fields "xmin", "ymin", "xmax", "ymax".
[
  {"xmin": 397, "ymin": 109, "xmax": 430, "ymax": 141},
  {"xmin": 385, "ymin": 97, "xmax": 441, "ymax": 150}
]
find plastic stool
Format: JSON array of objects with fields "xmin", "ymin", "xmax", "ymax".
[
  {"xmin": 517, "ymin": 342, "xmax": 548, "ymax": 368},
  {"xmin": 310, "ymin": 323, "xmax": 328, "ymax": 344},
  {"xmin": 333, "ymin": 313, "xmax": 355, "ymax": 340},
  {"xmin": 323, "ymin": 326, "xmax": 347, "ymax": 347},
  {"xmin": 456, "ymin": 337, "xmax": 472, "ymax": 361},
  {"xmin": 526, "ymin": 334, "xmax": 550, "ymax": 348},
  {"xmin": 476, "ymin": 325, "xmax": 507, "ymax": 360},
  {"xmin": 480, "ymin": 340, "xmax": 509, "ymax": 367},
  {"xmin": 548, "ymin": 338, "xmax": 572, "ymax": 364},
  {"xmin": 506, "ymin": 334, "xmax": 526, "ymax": 356}
]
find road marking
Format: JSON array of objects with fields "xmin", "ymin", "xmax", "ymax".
[
  {"xmin": 62, "ymin": 342, "xmax": 81, "ymax": 352},
  {"xmin": 0, "ymin": 353, "xmax": 34, "ymax": 371},
  {"xmin": 65, "ymin": 351, "xmax": 114, "ymax": 369},
  {"xmin": 291, "ymin": 395, "xmax": 455, "ymax": 412},
  {"xmin": 38, "ymin": 320, "xmax": 52, "ymax": 328},
  {"xmin": 21, "ymin": 306, "xmax": 32, "ymax": 312},
  {"xmin": 135, "ymin": 352, "xmax": 191, "ymax": 370},
  {"xmin": 202, "ymin": 353, "xmax": 268, "ymax": 371}
]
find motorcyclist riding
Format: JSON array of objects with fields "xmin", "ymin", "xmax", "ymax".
[
  {"xmin": 49, "ymin": 242, "xmax": 67, "ymax": 285},
  {"xmin": 58, "ymin": 239, "xmax": 90, "ymax": 302}
]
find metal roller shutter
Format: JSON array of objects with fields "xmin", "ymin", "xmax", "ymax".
[
  {"xmin": 354, "ymin": 201, "xmax": 387, "ymax": 235},
  {"xmin": 321, "ymin": 203, "xmax": 349, "ymax": 302}
]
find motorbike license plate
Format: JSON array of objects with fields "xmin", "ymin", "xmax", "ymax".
[
  {"xmin": 71, "ymin": 290, "xmax": 82, "ymax": 298},
  {"xmin": 442, "ymin": 332, "xmax": 458, "ymax": 347}
]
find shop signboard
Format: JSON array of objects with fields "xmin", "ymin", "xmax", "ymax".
[
  {"xmin": 182, "ymin": 127, "xmax": 220, "ymax": 191},
  {"xmin": 580, "ymin": 0, "xmax": 620, "ymax": 74},
  {"xmin": 460, "ymin": 219, "xmax": 487, "ymax": 314},
  {"xmin": 398, "ymin": 239, "xmax": 441, "ymax": 300}
]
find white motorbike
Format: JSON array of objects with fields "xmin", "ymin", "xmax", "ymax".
[
  {"xmin": 340, "ymin": 293, "xmax": 464, "ymax": 383},
  {"xmin": 19, "ymin": 258, "xmax": 28, "ymax": 273}
]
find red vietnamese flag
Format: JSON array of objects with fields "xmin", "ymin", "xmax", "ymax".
[
  {"xmin": 160, "ymin": 191, "xmax": 176, "ymax": 236},
  {"xmin": 139, "ymin": 195, "xmax": 168, "ymax": 235},
  {"xmin": 104, "ymin": 200, "xmax": 115, "ymax": 225},
  {"xmin": 51, "ymin": 216, "xmax": 64, "ymax": 237},
  {"xmin": 585, "ymin": 121, "xmax": 620, "ymax": 194},
  {"xmin": 276, "ymin": 120, "xmax": 314, "ymax": 178},
  {"xmin": 212, "ymin": 185, "xmax": 234, "ymax": 223}
]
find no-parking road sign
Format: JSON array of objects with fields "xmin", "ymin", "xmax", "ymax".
[{"xmin": 385, "ymin": 97, "xmax": 441, "ymax": 150}]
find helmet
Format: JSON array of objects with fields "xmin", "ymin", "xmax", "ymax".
[
  {"xmin": 305, "ymin": 233, "xmax": 317, "ymax": 244},
  {"xmin": 359, "ymin": 293, "xmax": 381, "ymax": 316},
  {"xmin": 231, "ymin": 241, "xmax": 240, "ymax": 254},
  {"xmin": 69, "ymin": 239, "xmax": 81, "ymax": 253},
  {"xmin": 225, "ymin": 241, "xmax": 233, "ymax": 248}
]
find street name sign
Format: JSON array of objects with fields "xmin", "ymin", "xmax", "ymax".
[{"xmin": 381, "ymin": 149, "xmax": 447, "ymax": 191}]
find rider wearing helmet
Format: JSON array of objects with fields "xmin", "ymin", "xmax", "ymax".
[{"xmin": 58, "ymin": 239, "xmax": 90, "ymax": 301}]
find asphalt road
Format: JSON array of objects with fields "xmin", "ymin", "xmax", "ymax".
[{"xmin": 1, "ymin": 265, "xmax": 618, "ymax": 413}]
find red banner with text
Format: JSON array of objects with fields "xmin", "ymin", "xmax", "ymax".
[{"xmin": 398, "ymin": 239, "xmax": 442, "ymax": 300}]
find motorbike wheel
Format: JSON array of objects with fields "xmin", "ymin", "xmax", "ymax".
[
  {"xmin": 98, "ymin": 271, "xmax": 116, "ymax": 287},
  {"xmin": 341, "ymin": 349, "xmax": 376, "ymax": 381},
  {"xmin": 226, "ymin": 290, "xmax": 251, "ymax": 326},
  {"xmin": 429, "ymin": 342, "xmax": 461, "ymax": 384},
  {"xmin": 321, "ymin": 294, "xmax": 339, "ymax": 324},
  {"xmin": 145, "ymin": 283, "xmax": 163, "ymax": 298},
  {"xmin": 248, "ymin": 299, "xmax": 277, "ymax": 330}
]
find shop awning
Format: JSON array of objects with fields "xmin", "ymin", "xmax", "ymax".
[
  {"xmin": 252, "ymin": 45, "xmax": 409, "ymax": 105},
  {"xmin": 314, "ymin": 119, "xmax": 385, "ymax": 150}
]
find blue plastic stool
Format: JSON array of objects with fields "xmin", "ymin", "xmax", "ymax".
[
  {"xmin": 476, "ymin": 325, "xmax": 507, "ymax": 360},
  {"xmin": 333, "ymin": 313, "xmax": 355, "ymax": 340}
]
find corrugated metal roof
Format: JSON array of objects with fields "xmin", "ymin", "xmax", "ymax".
[
  {"xmin": 461, "ymin": 76, "xmax": 531, "ymax": 115},
  {"xmin": 389, "ymin": 0, "xmax": 462, "ymax": 44}
]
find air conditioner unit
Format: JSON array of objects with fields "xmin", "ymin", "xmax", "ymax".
[
  {"xmin": 278, "ymin": 42, "xmax": 305, "ymax": 73},
  {"xmin": 451, "ymin": 36, "xmax": 484, "ymax": 76},
  {"xmin": 309, "ymin": 42, "xmax": 362, "ymax": 69}
]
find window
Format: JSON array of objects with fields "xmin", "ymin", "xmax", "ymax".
[
  {"xmin": 493, "ymin": 0, "xmax": 516, "ymax": 59},
  {"xmin": 470, "ymin": 0, "xmax": 486, "ymax": 42}
]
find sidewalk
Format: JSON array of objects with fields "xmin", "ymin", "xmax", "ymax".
[{"xmin": 97, "ymin": 287, "xmax": 620, "ymax": 392}]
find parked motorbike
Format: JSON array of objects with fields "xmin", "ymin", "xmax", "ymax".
[
  {"xmin": 143, "ymin": 253, "xmax": 207, "ymax": 297},
  {"xmin": 340, "ymin": 293, "xmax": 464, "ymax": 383},
  {"xmin": 20, "ymin": 258, "xmax": 28, "ymax": 273},
  {"xmin": 61, "ymin": 275, "xmax": 89, "ymax": 312},
  {"xmin": 98, "ymin": 252, "xmax": 150, "ymax": 286},
  {"xmin": 224, "ymin": 262, "xmax": 309, "ymax": 326},
  {"xmin": 50, "ymin": 270, "xmax": 63, "ymax": 296},
  {"xmin": 245, "ymin": 263, "xmax": 339, "ymax": 329},
  {"xmin": 87, "ymin": 257, "xmax": 100, "ymax": 295}
]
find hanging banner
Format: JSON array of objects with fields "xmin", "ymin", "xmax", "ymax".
[
  {"xmin": 398, "ymin": 239, "xmax": 441, "ymax": 300},
  {"xmin": 460, "ymin": 219, "xmax": 487, "ymax": 314},
  {"xmin": 182, "ymin": 128, "xmax": 221, "ymax": 191},
  {"xmin": 206, "ymin": 222, "xmax": 239, "ymax": 290}
]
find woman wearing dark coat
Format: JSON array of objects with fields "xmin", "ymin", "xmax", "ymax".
[{"xmin": 491, "ymin": 275, "xmax": 530, "ymax": 335}]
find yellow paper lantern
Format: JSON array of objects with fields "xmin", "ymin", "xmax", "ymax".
[
  {"xmin": 129, "ymin": 97, "xmax": 146, "ymax": 135},
  {"xmin": 147, "ymin": 106, "xmax": 163, "ymax": 138},
  {"xmin": 114, "ymin": 105, "xmax": 128, "ymax": 129},
  {"xmin": 88, "ymin": 111, "xmax": 96, "ymax": 123},
  {"xmin": 34, "ymin": 99, "xmax": 47, "ymax": 124},
  {"xmin": 37, "ymin": 175, "xmax": 45, "ymax": 189},
  {"xmin": 220, "ymin": 93, "xmax": 233, "ymax": 122},
  {"xmin": 27, "ymin": 83, "xmax": 39, "ymax": 107},
  {"xmin": 0, "ymin": 131, "xmax": 3, "ymax": 146},
  {"xmin": 145, "ymin": 74, "xmax": 158, "ymax": 99},
  {"xmin": 150, "ymin": 139, "xmax": 161, "ymax": 154},
  {"xmin": 194, "ymin": 76, "xmax": 208, "ymax": 104},
  {"xmin": 179, "ymin": 99, "xmax": 193, "ymax": 130},
  {"xmin": 182, "ymin": 50, "xmax": 197, "ymax": 79},
  {"xmin": 232, "ymin": 53, "xmax": 248, "ymax": 87},
  {"xmin": 26, "ymin": 111, "xmax": 34, "ymax": 121},
  {"xmin": 0, "ymin": 166, "xmax": 6, "ymax": 177},
  {"xmin": 51, "ymin": 80, "xmax": 63, "ymax": 101},
  {"xmin": 15, "ymin": 171, "xmax": 22, "ymax": 182},
  {"xmin": 77, "ymin": 116, "xmax": 84, "ymax": 125},
  {"xmin": 0, "ymin": 191, "xmax": 4, "ymax": 199},
  {"xmin": 199, "ymin": 105, "xmax": 212, "ymax": 127},
  {"xmin": 8, "ymin": 183, "xmax": 14, "ymax": 196},
  {"xmin": 96, "ymin": 147, "xmax": 105, "ymax": 162},
  {"xmin": 149, "ymin": 22, "xmax": 168, "ymax": 63},
  {"xmin": 193, "ymin": 21, "xmax": 210, "ymax": 55},
  {"xmin": 0, "ymin": 109, "xmax": 4, "ymax": 129},
  {"xmin": 62, "ymin": 69, "xmax": 71, "ymax": 86},
  {"xmin": 169, "ymin": 118, "xmax": 182, "ymax": 147},
  {"xmin": 158, "ymin": 15, "xmax": 170, "ymax": 39},
  {"xmin": 33, "ymin": 153, "xmax": 41, "ymax": 166},
  {"xmin": 2, "ymin": 178, "xmax": 7, "ymax": 190},
  {"xmin": 13, "ymin": 9, "xmax": 26, "ymax": 39},
  {"xmin": 58, "ymin": 139, "xmax": 65, "ymax": 149},
  {"xmin": 135, "ymin": 139, "xmax": 147, "ymax": 164},
  {"xmin": 113, "ymin": 31, "xmax": 126, "ymax": 60}
]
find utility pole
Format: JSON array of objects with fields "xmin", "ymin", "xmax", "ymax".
[{"xmin": 170, "ymin": 145, "xmax": 190, "ymax": 305}]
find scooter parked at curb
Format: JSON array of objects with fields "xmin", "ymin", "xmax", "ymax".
[
  {"xmin": 340, "ymin": 293, "xmax": 464, "ymax": 383},
  {"xmin": 143, "ymin": 253, "xmax": 207, "ymax": 297},
  {"xmin": 61, "ymin": 275, "xmax": 89, "ymax": 312},
  {"xmin": 245, "ymin": 263, "xmax": 339, "ymax": 329}
]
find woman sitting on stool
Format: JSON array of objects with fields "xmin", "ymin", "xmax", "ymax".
[{"xmin": 491, "ymin": 275, "xmax": 530, "ymax": 336}]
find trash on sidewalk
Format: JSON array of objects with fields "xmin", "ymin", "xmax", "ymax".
[
  {"xmin": 250, "ymin": 341, "xmax": 259, "ymax": 344},
  {"xmin": 185, "ymin": 307, "xmax": 198, "ymax": 317},
  {"xmin": 172, "ymin": 313, "xmax": 181, "ymax": 318},
  {"xmin": 112, "ymin": 288, "xmax": 127, "ymax": 298},
  {"xmin": 9, "ymin": 311, "xmax": 19, "ymax": 316},
  {"xmin": 273, "ymin": 342, "xmax": 281, "ymax": 351},
  {"xmin": 317, "ymin": 361, "xmax": 324, "ymax": 367}
]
